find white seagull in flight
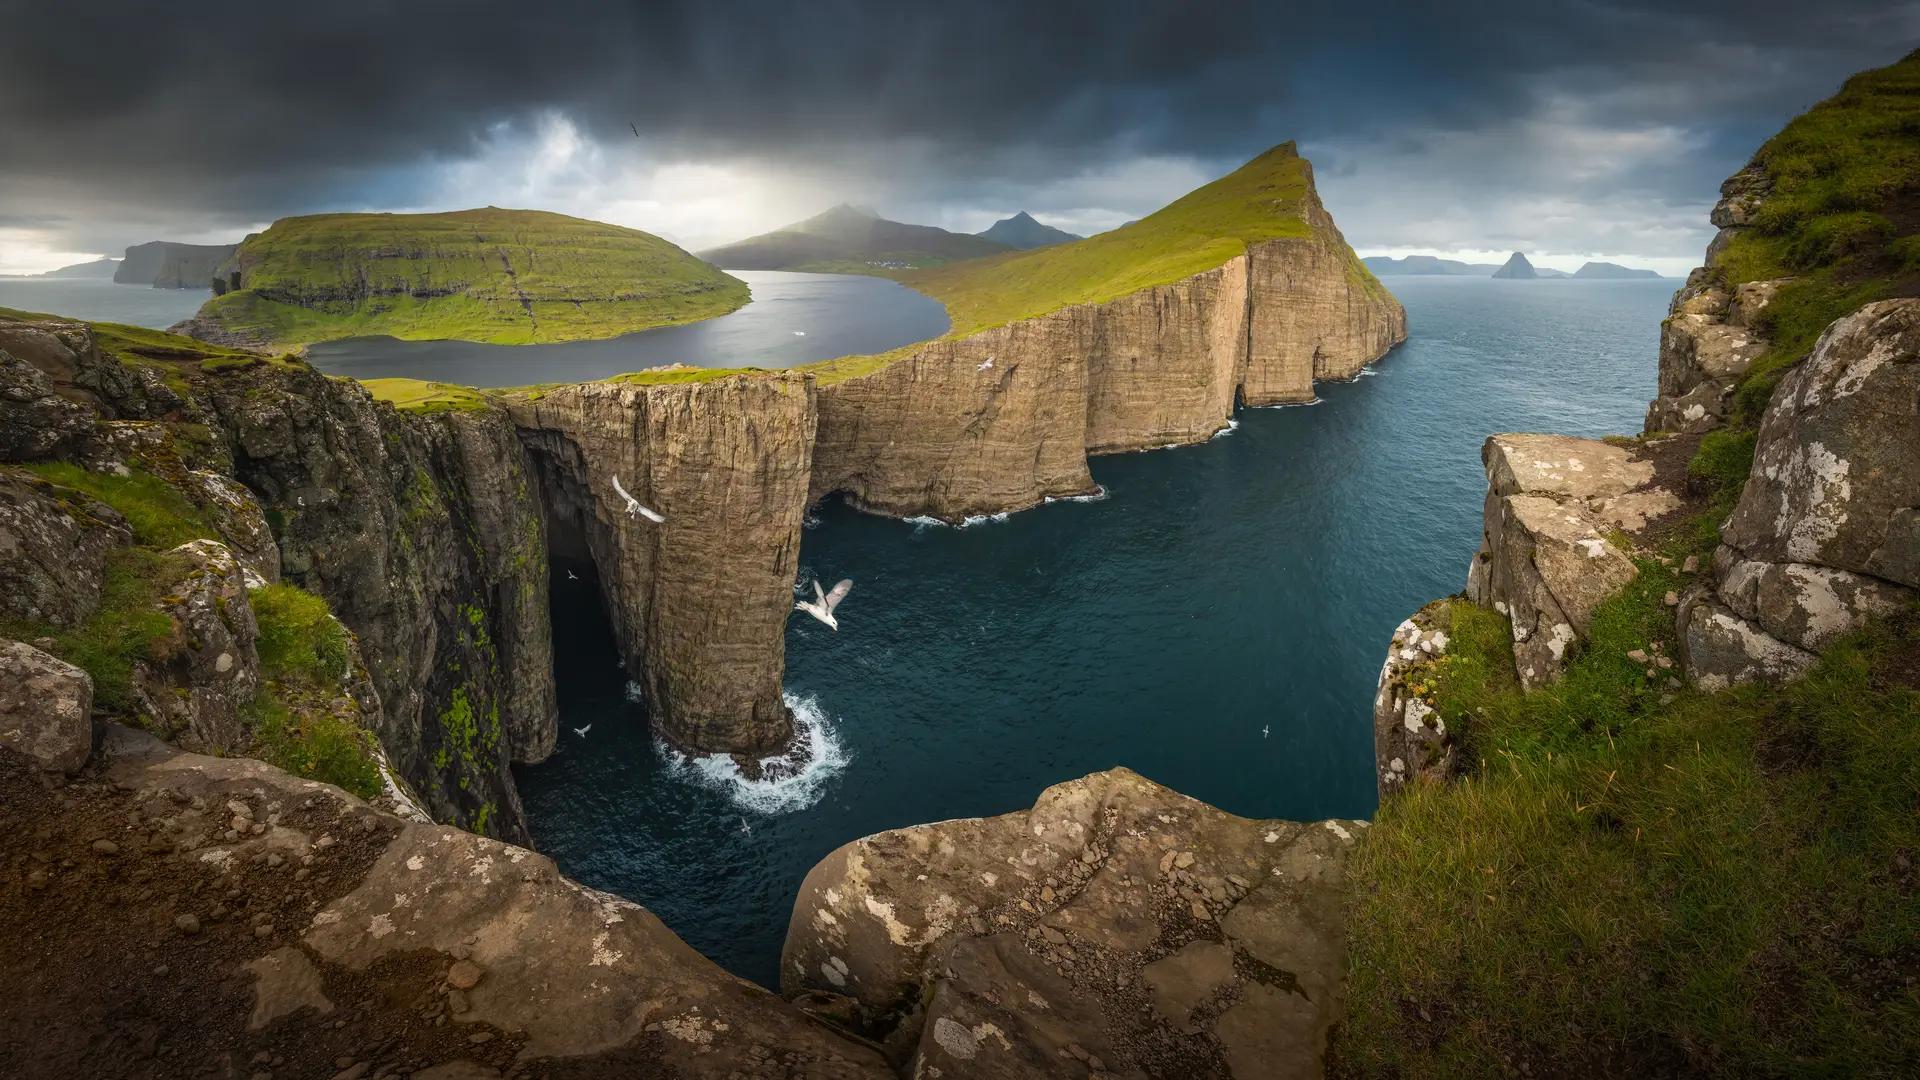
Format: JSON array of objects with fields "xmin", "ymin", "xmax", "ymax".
[
  {"xmin": 977, "ymin": 355, "xmax": 994, "ymax": 371},
  {"xmin": 610, "ymin": 475, "xmax": 665, "ymax": 523},
  {"xmin": 794, "ymin": 578, "xmax": 853, "ymax": 630},
  {"xmin": 573, "ymin": 724, "xmax": 592, "ymax": 738}
]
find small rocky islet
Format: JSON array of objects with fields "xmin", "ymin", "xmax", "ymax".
[{"xmin": 2, "ymin": 48, "xmax": 1919, "ymax": 1080}]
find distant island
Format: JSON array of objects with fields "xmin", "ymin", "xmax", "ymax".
[
  {"xmin": 699, "ymin": 204, "xmax": 1012, "ymax": 273},
  {"xmin": 173, "ymin": 207, "xmax": 748, "ymax": 348},
  {"xmin": 116, "ymin": 240, "xmax": 239, "ymax": 289},
  {"xmin": 0, "ymin": 257, "xmax": 120, "ymax": 280},
  {"xmin": 974, "ymin": 211, "xmax": 1080, "ymax": 250},
  {"xmin": 1368, "ymin": 251, "xmax": 1660, "ymax": 279},
  {"xmin": 1572, "ymin": 260, "xmax": 1662, "ymax": 279}
]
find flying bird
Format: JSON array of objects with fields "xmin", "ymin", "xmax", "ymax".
[
  {"xmin": 630, "ymin": 122, "xmax": 639, "ymax": 138},
  {"xmin": 611, "ymin": 474, "xmax": 665, "ymax": 523},
  {"xmin": 573, "ymin": 724, "xmax": 592, "ymax": 738},
  {"xmin": 792, "ymin": 330, "xmax": 806, "ymax": 337},
  {"xmin": 566, "ymin": 569, "xmax": 579, "ymax": 581},
  {"xmin": 794, "ymin": 578, "xmax": 853, "ymax": 630},
  {"xmin": 978, "ymin": 355, "xmax": 994, "ymax": 371}
]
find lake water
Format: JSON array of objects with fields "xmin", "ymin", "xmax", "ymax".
[
  {"xmin": 0, "ymin": 278, "xmax": 208, "ymax": 328},
  {"xmin": 305, "ymin": 271, "xmax": 950, "ymax": 384},
  {"xmin": 516, "ymin": 276, "xmax": 1677, "ymax": 987}
]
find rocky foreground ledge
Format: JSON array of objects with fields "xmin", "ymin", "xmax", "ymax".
[{"xmin": 2, "ymin": 676, "xmax": 1355, "ymax": 1079}]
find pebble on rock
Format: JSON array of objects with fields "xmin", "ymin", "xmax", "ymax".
[{"xmin": 446, "ymin": 959, "xmax": 485, "ymax": 990}]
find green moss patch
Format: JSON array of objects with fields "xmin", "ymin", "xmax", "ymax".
[
  {"xmin": 248, "ymin": 691, "xmax": 381, "ymax": 799},
  {"xmin": 2, "ymin": 548, "xmax": 179, "ymax": 712},
  {"xmin": 250, "ymin": 583, "xmax": 351, "ymax": 686},
  {"xmin": 22, "ymin": 462, "xmax": 216, "ymax": 548}
]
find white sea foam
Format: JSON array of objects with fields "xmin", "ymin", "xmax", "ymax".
[
  {"xmin": 959, "ymin": 511, "xmax": 1011, "ymax": 528},
  {"xmin": 657, "ymin": 693, "xmax": 849, "ymax": 814},
  {"xmin": 1257, "ymin": 396, "xmax": 1323, "ymax": 409},
  {"xmin": 1211, "ymin": 418, "xmax": 1241, "ymax": 439},
  {"xmin": 624, "ymin": 680, "xmax": 645, "ymax": 703},
  {"xmin": 903, "ymin": 514, "xmax": 947, "ymax": 531},
  {"xmin": 1043, "ymin": 485, "xmax": 1109, "ymax": 505}
]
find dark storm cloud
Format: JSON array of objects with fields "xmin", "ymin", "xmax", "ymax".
[{"xmin": 1, "ymin": 0, "xmax": 1916, "ymax": 260}]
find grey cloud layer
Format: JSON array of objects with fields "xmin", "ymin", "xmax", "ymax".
[{"xmin": 2, "ymin": 0, "xmax": 1916, "ymax": 258}]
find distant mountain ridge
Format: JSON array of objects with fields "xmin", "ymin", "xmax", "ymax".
[
  {"xmin": 2, "ymin": 257, "xmax": 120, "ymax": 280},
  {"xmin": 1363, "ymin": 255, "xmax": 1501, "ymax": 276},
  {"xmin": 975, "ymin": 211, "xmax": 1080, "ymax": 250},
  {"xmin": 1573, "ymin": 260, "xmax": 1662, "ymax": 279},
  {"xmin": 1492, "ymin": 252, "xmax": 1540, "ymax": 279},
  {"xmin": 699, "ymin": 204, "xmax": 1012, "ymax": 273}
]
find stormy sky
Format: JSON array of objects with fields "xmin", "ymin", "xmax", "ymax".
[{"xmin": 2, "ymin": 1, "xmax": 1916, "ymax": 275}]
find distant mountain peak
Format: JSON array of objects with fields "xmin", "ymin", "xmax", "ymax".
[
  {"xmin": 1491, "ymin": 251, "xmax": 1539, "ymax": 279},
  {"xmin": 976, "ymin": 211, "xmax": 1080, "ymax": 251}
]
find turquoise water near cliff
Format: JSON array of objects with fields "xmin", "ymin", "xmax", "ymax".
[{"xmin": 516, "ymin": 276, "xmax": 1675, "ymax": 988}]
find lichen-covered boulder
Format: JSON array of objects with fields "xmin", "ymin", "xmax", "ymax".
[
  {"xmin": 1724, "ymin": 299, "xmax": 1920, "ymax": 587},
  {"xmin": 782, "ymin": 767, "xmax": 1362, "ymax": 1078},
  {"xmin": 1644, "ymin": 272, "xmax": 1787, "ymax": 435},
  {"xmin": 1678, "ymin": 592, "xmax": 1817, "ymax": 691},
  {"xmin": 0, "ymin": 348, "xmax": 93, "ymax": 460},
  {"xmin": 0, "ymin": 472, "xmax": 132, "ymax": 627},
  {"xmin": 1469, "ymin": 434, "xmax": 1674, "ymax": 687},
  {"xmin": 0, "ymin": 639, "xmax": 93, "ymax": 772},
  {"xmin": 132, "ymin": 538, "xmax": 261, "ymax": 751},
  {"xmin": 1373, "ymin": 600, "xmax": 1457, "ymax": 793},
  {"xmin": 1714, "ymin": 551, "xmax": 1912, "ymax": 654},
  {"xmin": 186, "ymin": 469, "xmax": 280, "ymax": 585}
]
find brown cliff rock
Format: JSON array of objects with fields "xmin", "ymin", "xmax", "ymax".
[
  {"xmin": 0, "ymin": 471, "xmax": 131, "ymax": 627},
  {"xmin": 811, "ymin": 175, "xmax": 1405, "ymax": 523},
  {"xmin": 509, "ymin": 375, "xmax": 815, "ymax": 754},
  {"xmin": 0, "ymin": 639, "xmax": 93, "ymax": 773},
  {"xmin": 782, "ymin": 767, "xmax": 1361, "ymax": 1078}
]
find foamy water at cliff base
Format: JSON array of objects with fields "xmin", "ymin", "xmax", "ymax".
[
  {"xmin": 519, "ymin": 277, "xmax": 1676, "ymax": 988},
  {"xmin": 656, "ymin": 694, "xmax": 850, "ymax": 814}
]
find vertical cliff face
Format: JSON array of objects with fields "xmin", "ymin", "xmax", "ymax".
[
  {"xmin": 508, "ymin": 375, "xmax": 814, "ymax": 755},
  {"xmin": 810, "ymin": 175, "xmax": 1406, "ymax": 523},
  {"xmin": 0, "ymin": 316, "xmax": 558, "ymax": 843}
]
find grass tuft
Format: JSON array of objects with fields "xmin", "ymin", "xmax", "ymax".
[{"xmin": 22, "ymin": 462, "xmax": 216, "ymax": 548}]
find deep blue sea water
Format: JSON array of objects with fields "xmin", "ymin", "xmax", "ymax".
[
  {"xmin": 515, "ymin": 276, "xmax": 1677, "ymax": 987},
  {"xmin": 0, "ymin": 278, "xmax": 208, "ymax": 327}
]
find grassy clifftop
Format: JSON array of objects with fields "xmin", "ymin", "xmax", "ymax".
[
  {"xmin": 183, "ymin": 208, "xmax": 749, "ymax": 348},
  {"xmin": 901, "ymin": 142, "xmax": 1323, "ymax": 335}
]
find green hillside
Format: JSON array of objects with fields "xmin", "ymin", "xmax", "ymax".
[
  {"xmin": 182, "ymin": 208, "xmax": 748, "ymax": 347},
  {"xmin": 901, "ymin": 142, "xmax": 1337, "ymax": 335},
  {"xmin": 698, "ymin": 204, "xmax": 1011, "ymax": 273}
]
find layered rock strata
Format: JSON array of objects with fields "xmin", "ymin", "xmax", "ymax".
[
  {"xmin": 811, "ymin": 180, "xmax": 1406, "ymax": 522},
  {"xmin": 507, "ymin": 376, "xmax": 816, "ymax": 754},
  {"xmin": 782, "ymin": 767, "xmax": 1362, "ymax": 1078}
]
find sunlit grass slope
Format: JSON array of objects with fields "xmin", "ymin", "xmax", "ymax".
[{"xmin": 188, "ymin": 208, "xmax": 749, "ymax": 347}]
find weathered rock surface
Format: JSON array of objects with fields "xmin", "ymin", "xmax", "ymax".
[
  {"xmin": 509, "ymin": 375, "xmax": 815, "ymax": 754},
  {"xmin": 0, "ymin": 724, "xmax": 893, "ymax": 1078},
  {"xmin": 811, "ymin": 172, "xmax": 1405, "ymax": 522},
  {"xmin": 0, "ymin": 471, "xmax": 131, "ymax": 626},
  {"xmin": 0, "ymin": 639, "xmax": 93, "ymax": 773},
  {"xmin": 1679, "ymin": 298, "xmax": 1920, "ymax": 686},
  {"xmin": 0, "ymin": 348, "xmax": 92, "ymax": 460},
  {"xmin": 1466, "ymin": 434, "xmax": 1677, "ymax": 686},
  {"xmin": 783, "ymin": 767, "xmax": 1362, "ymax": 1078},
  {"xmin": 130, "ymin": 539, "xmax": 261, "ymax": 753},
  {"xmin": 1373, "ymin": 600, "xmax": 1457, "ymax": 792},
  {"xmin": 3, "ymin": 315, "xmax": 556, "ymax": 841}
]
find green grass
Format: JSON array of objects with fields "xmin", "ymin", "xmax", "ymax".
[
  {"xmin": 3, "ymin": 548, "xmax": 179, "ymax": 712},
  {"xmin": 249, "ymin": 692, "xmax": 381, "ymax": 799},
  {"xmin": 1340, "ymin": 602, "xmax": 1920, "ymax": 1077},
  {"xmin": 1711, "ymin": 49, "xmax": 1920, "ymax": 429},
  {"xmin": 361, "ymin": 378, "xmax": 494, "ymax": 413},
  {"xmin": 21, "ymin": 462, "xmax": 216, "ymax": 548},
  {"xmin": 896, "ymin": 143, "xmax": 1320, "ymax": 335},
  {"xmin": 250, "ymin": 583, "xmax": 351, "ymax": 686},
  {"xmin": 188, "ymin": 206, "xmax": 750, "ymax": 348}
]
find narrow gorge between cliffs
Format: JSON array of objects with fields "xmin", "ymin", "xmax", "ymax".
[{"xmin": 514, "ymin": 277, "xmax": 1676, "ymax": 986}]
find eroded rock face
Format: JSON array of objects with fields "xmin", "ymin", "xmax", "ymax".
[
  {"xmin": 783, "ymin": 767, "xmax": 1361, "ymax": 1078},
  {"xmin": 132, "ymin": 539, "xmax": 261, "ymax": 753},
  {"xmin": 1467, "ymin": 434, "xmax": 1677, "ymax": 686},
  {"xmin": 811, "ymin": 172, "xmax": 1405, "ymax": 523},
  {"xmin": 1374, "ymin": 600, "xmax": 1457, "ymax": 792},
  {"xmin": 0, "ymin": 639, "xmax": 93, "ymax": 773},
  {"xmin": 0, "ymin": 349, "xmax": 93, "ymax": 460},
  {"xmin": 0, "ymin": 472, "xmax": 131, "ymax": 627},
  {"xmin": 509, "ymin": 376, "xmax": 815, "ymax": 755},
  {"xmin": 1645, "ymin": 269, "xmax": 1789, "ymax": 435},
  {"xmin": 6, "ymin": 317, "xmax": 557, "ymax": 842},
  {"xmin": 81, "ymin": 725, "xmax": 892, "ymax": 1078},
  {"xmin": 1678, "ymin": 299, "xmax": 1920, "ymax": 686}
]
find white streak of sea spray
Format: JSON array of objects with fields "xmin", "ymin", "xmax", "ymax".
[{"xmin": 656, "ymin": 693, "xmax": 850, "ymax": 814}]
